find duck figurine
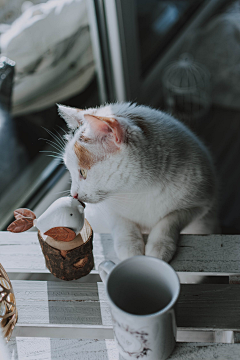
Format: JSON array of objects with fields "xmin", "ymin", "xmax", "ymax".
[{"xmin": 7, "ymin": 197, "xmax": 85, "ymax": 242}]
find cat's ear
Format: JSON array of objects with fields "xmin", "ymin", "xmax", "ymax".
[
  {"xmin": 84, "ymin": 114, "xmax": 124, "ymax": 145},
  {"xmin": 57, "ymin": 104, "xmax": 83, "ymax": 130}
]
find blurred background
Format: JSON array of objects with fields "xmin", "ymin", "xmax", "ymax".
[{"xmin": 0, "ymin": 0, "xmax": 240, "ymax": 235}]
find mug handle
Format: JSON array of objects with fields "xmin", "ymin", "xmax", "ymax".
[{"xmin": 98, "ymin": 260, "xmax": 115, "ymax": 283}]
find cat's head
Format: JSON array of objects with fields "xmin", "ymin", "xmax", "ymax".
[{"xmin": 58, "ymin": 103, "xmax": 146, "ymax": 203}]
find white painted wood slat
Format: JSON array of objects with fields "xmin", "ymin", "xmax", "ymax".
[
  {"xmin": 1, "ymin": 232, "xmax": 240, "ymax": 276},
  {"xmin": 7, "ymin": 338, "xmax": 240, "ymax": 360},
  {"xmin": 0, "ymin": 232, "xmax": 46, "ymax": 273},
  {"xmin": 1, "ymin": 231, "xmax": 240, "ymax": 359},
  {"xmin": 10, "ymin": 280, "xmax": 240, "ymax": 339}
]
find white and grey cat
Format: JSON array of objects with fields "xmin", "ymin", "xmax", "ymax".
[{"xmin": 59, "ymin": 102, "xmax": 219, "ymax": 262}]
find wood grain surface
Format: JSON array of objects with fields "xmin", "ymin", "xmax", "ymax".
[
  {"xmin": 38, "ymin": 228, "xmax": 94, "ymax": 281},
  {"xmin": 1, "ymin": 232, "xmax": 240, "ymax": 275},
  {"xmin": 2, "ymin": 233, "xmax": 240, "ymax": 358},
  {"xmin": 11, "ymin": 281, "xmax": 240, "ymax": 337},
  {"xmin": 6, "ymin": 338, "xmax": 240, "ymax": 360}
]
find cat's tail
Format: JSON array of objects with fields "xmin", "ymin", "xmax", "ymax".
[{"xmin": 7, "ymin": 208, "xmax": 36, "ymax": 233}]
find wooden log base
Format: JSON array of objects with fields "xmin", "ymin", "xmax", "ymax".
[{"xmin": 37, "ymin": 219, "xmax": 94, "ymax": 281}]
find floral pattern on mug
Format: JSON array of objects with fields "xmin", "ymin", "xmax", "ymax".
[{"xmin": 112, "ymin": 315, "xmax": 151, "ymax": 358}]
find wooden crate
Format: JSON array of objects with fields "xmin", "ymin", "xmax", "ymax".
[{"xmin": 1, "ymin": 231, "xmax": 240, "ymax": 359}]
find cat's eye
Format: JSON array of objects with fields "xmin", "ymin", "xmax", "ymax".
[{"xmin": 80, "ymin": 168, "xmax": 87, "ymax": 179}]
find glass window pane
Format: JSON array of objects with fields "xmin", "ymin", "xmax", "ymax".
[
  {"xmin": 0, "ymin": 0, "xmax": 100, "ymax": 229},
  {"xmin": 136, "ymin": 0, "xmax": 203, "ymax": 78}
]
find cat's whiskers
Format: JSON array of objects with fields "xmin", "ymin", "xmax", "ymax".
[
  {"xmin": 56, "ymin": 125, "xmax": 68, "ymax": 136},
  {"xmin": 42, "ymin": 127, "xmax": 66, "ymax": 149},
  {"xmin": 54, "ymin": 129, "xmax": 67, "ymax": 148},
  {"xmin": 57, "ymin": 126, "xmax": 70, "ymax": 142},
  {"xmin": 39, "ymin": 126, "xmax": 67, "ymax": 164},
  {"xmin": 39, "ymin": 138, "xmax": 64, "ymax": 154},
  {"xmin": 40, "ymin": 150, "xmax": 63, "ymax": 156},
  {"xmin": 55, "ymin": 190, "xmax": 71, "ymax": 195},
  {"xmin": 44, "ymin": 133, "xmax": 65, "ymax": 151},
  {"xmin": 46, "ymin": 138, "xmax": 65, "ymax": 153},
  {"xmin": 42, "ymin": 155, "xmax": 63, "ymax": 161},
  {"xmin": 39, "ymin": 151, "xmax": 64, "ymax": 162},
  {"xmin": 40, "ymin": 128, "xmax": 67, "ymax": 162}
]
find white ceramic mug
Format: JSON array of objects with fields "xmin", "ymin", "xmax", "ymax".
[{"xmin": 99, "ymin": 256, "xmax": 180, "ymax": 360}]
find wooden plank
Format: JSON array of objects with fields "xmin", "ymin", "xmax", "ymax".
[
  {"xmin": 177, "ymin": 284, "xmax": 240, "ymax": 330},
  {"xmin": 13, "ymin": 325, "xmax": 114, "ymax": 341},
  {"xmin": 169, "ymin": 343, "xmax": 240, "ymax": 360},
  {"xmin": 11, "ymin": 281, "xmax": 240, "ymax": 339},
  {"xmin": 94, "ymin": 233, "xmax": 240, "ymax": 275},
  {"xmin": 170, "ymin": 234, "xmax": 240, "ymax": 275},
  {"xmin": 0, "ymin": 232, "xmax": 46, "ymax": 273},
  {"xmin": 1, "ymin": 232, "xmax": 240, "ymax": 276},
  {"xmin": 7, "ymin": 338, "xmax": 118, "ymax": 360},
  {"xmin": 7, "ymin": 338, "xmax": 240, "ymax": 360}
]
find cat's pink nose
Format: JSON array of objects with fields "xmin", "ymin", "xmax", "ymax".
[{"xmin": 73, "ymin": 193, "xmax": 78, "ymax": 199}]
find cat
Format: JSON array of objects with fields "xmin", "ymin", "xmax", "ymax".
[{"xmin": 59, "ymin": 102, "xmax": 219, "ymax": 262}]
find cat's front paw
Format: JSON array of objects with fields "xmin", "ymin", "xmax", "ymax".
[
  {"xmin": 145, "ymin": 239, "xmax": 176, "ymax": 263},
  {"xmin": 115, "ymin": 240, "xmax": 145, "ymax": 260}
]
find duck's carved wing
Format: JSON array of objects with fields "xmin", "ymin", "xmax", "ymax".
[
  {"xmin": 7, "ymin": 218, "xmax": 34, "ymax": 232},
  {"xmin": 44, "ymin": 227, "xmax": 76, "ymax": 242},
  {"xmin": 14, "ymin": 208, "xmax": 36, "ymax": 220}
]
